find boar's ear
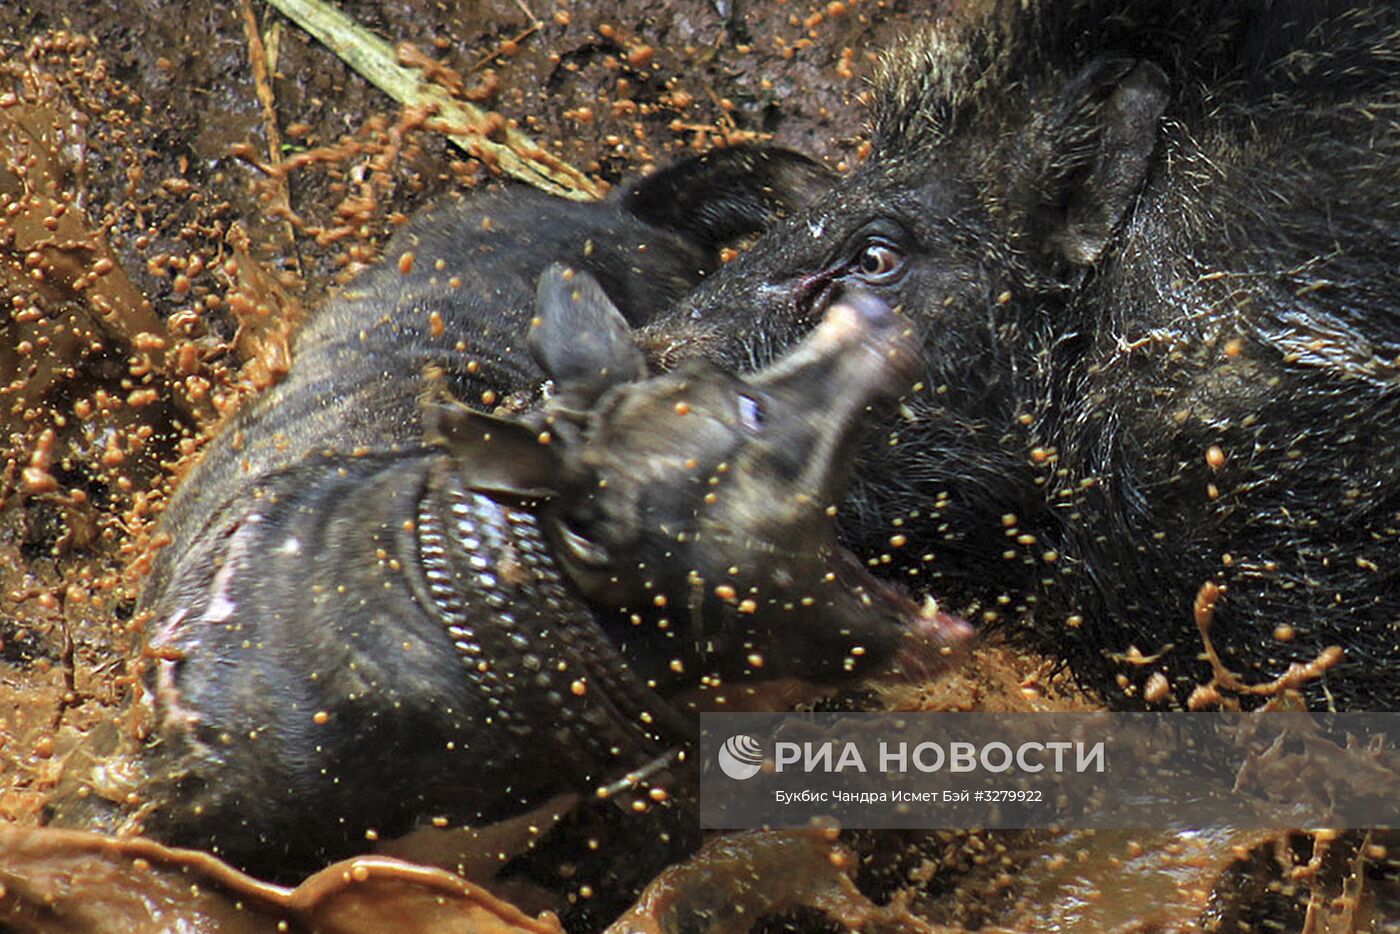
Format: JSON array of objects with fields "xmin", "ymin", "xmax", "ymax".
[
  {"xmin": 530, "ymin": 264, "xmax": 646, "ymax": 405},
  {"xmin": 1036, "ymin": 58, "xmax": 1168, "ymax": 266},
  {"xmin": 423, "ymin": 401, "xmax": 560, "ymax": 497},
  {"xmin": 623, "ymin": 145, "xmax": 833, "ymax": 250}
]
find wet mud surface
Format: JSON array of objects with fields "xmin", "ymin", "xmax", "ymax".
[{"xmin": 1, "ymin": 1, "xmax": 1397, "ymax": 930}]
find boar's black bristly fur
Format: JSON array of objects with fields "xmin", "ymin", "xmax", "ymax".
[{"xmin": 652, "ymin": 0, "xmax": 1400, "ymax": 708}]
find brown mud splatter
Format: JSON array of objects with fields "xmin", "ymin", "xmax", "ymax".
[{"xmin": 0, "ymin": 2, "xmax": 1394, "ymax": 931}]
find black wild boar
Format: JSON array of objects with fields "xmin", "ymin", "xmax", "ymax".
[
  {"xmin": 49, "ymin": 266, "xmax": 963, "ymax": 876},
  {"xmin": 647, "ymin": 0, "xmax": 1400, "ymax": 708}
]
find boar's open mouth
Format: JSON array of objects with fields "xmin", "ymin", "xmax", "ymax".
[
  {"xmin": 682, "ymin": 291, "xmax": 971, "ymax": 684},
  {"xmin": 825, "ymin": 540, "xmax": 976, "ymax": 682}
]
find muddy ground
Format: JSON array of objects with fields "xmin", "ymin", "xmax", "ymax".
[{"xmin": 0, "ymin": 0, "xmax": 1396, "ymax": 931}]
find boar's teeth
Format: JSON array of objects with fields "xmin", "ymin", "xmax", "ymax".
[{"xmin": 556, "ymin": 520, "xmax": 611, "ymax": 566}]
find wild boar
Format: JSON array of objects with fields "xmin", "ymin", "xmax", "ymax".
[{"xmin": 646, "ymin": 0, "xmax": 1400, "ymax": 708}]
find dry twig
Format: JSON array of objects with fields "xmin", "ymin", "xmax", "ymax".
[{"xmin": 260, "ymin": 0, "xmax": 603, "ymax": 200}]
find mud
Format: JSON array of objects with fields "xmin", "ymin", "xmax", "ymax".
[{"xmin": 0, "ymin": 1, "xmax": 1395, "ymax": 931}]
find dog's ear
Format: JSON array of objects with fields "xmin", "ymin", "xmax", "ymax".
[
  {"xmin": 529, "ymin": 264, "xmax": 646, "ymax": 408},
  {"xmin": 423, "ymin": 401, "xmax": 560, "ymax": 497},
  {"xmin": 622, "ymin": 144, "xmax": 833, "ymax": 249}
]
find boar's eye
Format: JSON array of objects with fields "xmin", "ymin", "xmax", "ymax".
[
  {"xmin": 737, "ymin": 394, "xmax": 765, "ymax": 431},
  {"xmin": 853, "ymin": 239, "xmax": 905, "ymax": 283}
]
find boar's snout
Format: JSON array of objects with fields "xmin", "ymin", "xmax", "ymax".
[{"xmin": 736, "ymin": 289, "xmax": 921, "ymax": 514}]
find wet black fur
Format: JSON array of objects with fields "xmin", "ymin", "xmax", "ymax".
[{"xmin": 649, "ymin": 0, "xmax": 1400, "ymax": 708}]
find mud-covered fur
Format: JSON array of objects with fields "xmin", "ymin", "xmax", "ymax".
[{"xmin": 650, "ymin": 0, "xmax": 1400, "ymax": 708}]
